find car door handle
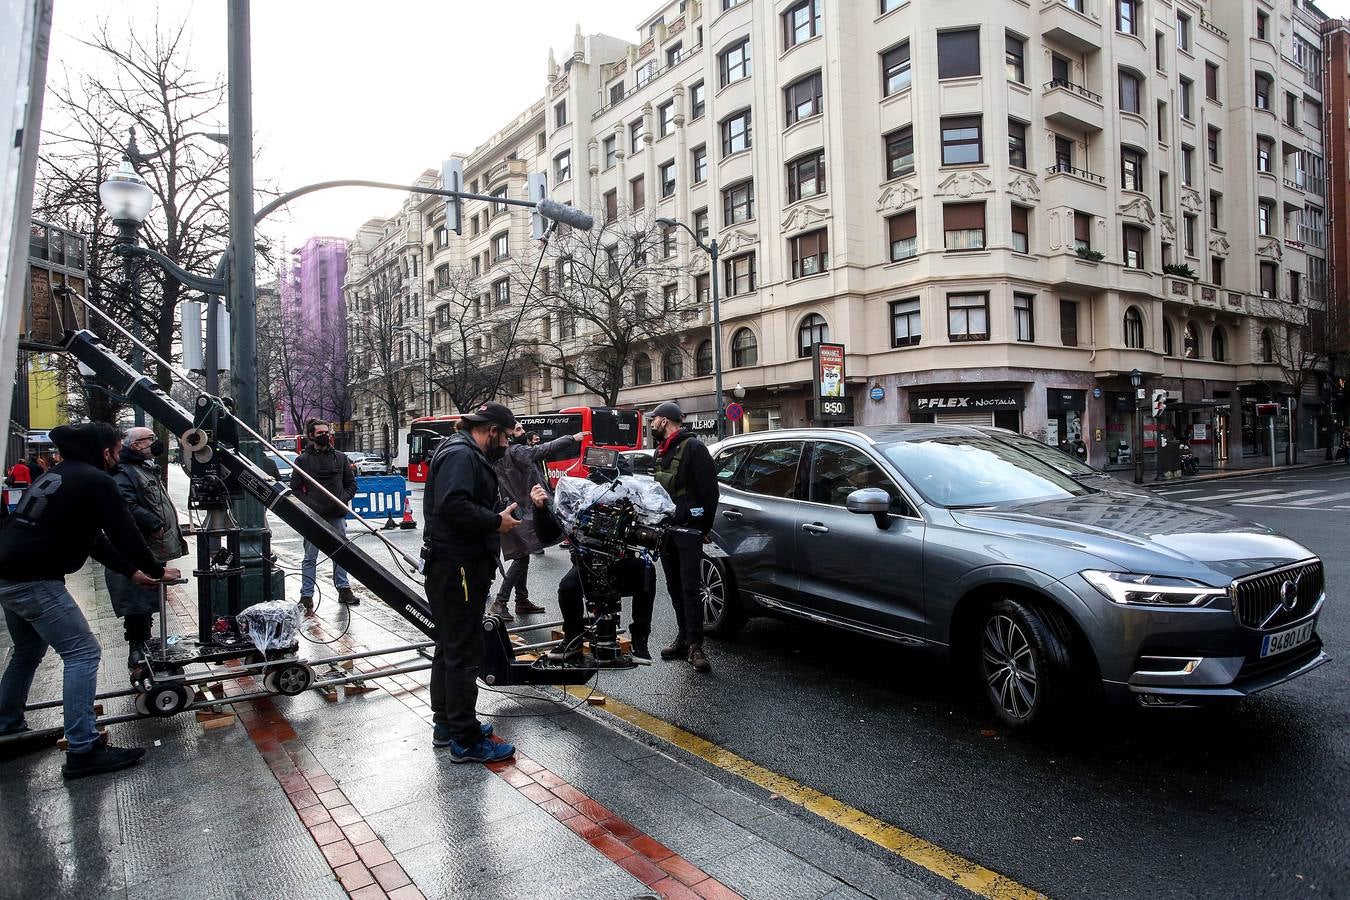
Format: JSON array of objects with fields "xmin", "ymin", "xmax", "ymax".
[
  {"xmin": 801, "ymin": 523, "xmax": 829, "ymax": 534},
  {"xmin": 721, "ymin": 510, "xmax": 743, "ymax": 520}
]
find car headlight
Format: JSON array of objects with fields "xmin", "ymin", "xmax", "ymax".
[{"xmin": 1081, "ymin": 570, "xmax": 1228, "ymax": 607}]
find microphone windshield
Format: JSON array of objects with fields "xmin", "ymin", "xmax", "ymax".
[{"xmin": 537, "ymin": 198, "xmax": 595, "ymax": 231}]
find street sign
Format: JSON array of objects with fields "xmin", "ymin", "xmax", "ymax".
[
  {"xmin": 869, "ymin": 386, "xmax": 885, "ymax": 401},
  {"xmin": 1255, "ymin": 402, "xmax": 1280, "ymax": 417},
  {"xmin": 725, "ymin": 402, "xmax": 744, "ymax": 422}
]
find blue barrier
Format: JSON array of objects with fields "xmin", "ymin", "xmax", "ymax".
[{"xmin": 347, "ymin": 475, "xmax": 412, "ymax": 526}]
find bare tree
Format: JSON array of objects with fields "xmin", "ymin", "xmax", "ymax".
[
  {"xmin": 1252, "ymin": 296, "xmax": 1348, "ymax": 462},
  {"xmin": 424, "ymin": 264, "xmax": 520, "ymax": 414},
  {"xmin": 349, "ymin": 268, "xmax": 413, "ymax": 458},
  {"xmin": 510, "ymin": 214, "xmax": 694, "ymax": 406}
]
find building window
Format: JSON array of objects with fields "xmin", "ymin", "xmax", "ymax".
[
  {"xmin": 937, "ymin": 28, "xmax": 980, "ymax": 79},
  {"xmin": 1259, "ymin": 261, "xmax": 1277, "ymax": 298},
  {"xmin": 1211, "ymin": 255, "xmax": 1224, "ymax": 285},
  {"xmin": 695, "ymin": 340, "xmax": 714, "ymax": 376},
  {"xmin": 1005, "ymin": 32, "xmax": 1025, "ymax": 84},
  {"xmin": 1121, "ymin": 146, "xmax": 1145, "ymax": 192},
  {"xmin": 785, "ymin": 71, "xmax": 823, "ymax": 125},
  {"xmin": 630, "ymin": 175, "xmax": 645, "ymax": 211},
  {"xmin": 553, "ymin": 151, "xmax": 571, "ymax": 183},
  {"xmin": 1209, "ymin": 191, "xmax": 1221, "ymax": 229},
  {"xmin": 1155, "ymin": 30, "xmax": 1166, "ymax": 71},
  {"xmin": 1207, "ymin": 127, "xmax": 1220, "ymax": 165},
  {"xmin": 1008, "ymin": 120, "xmax": 1027, "ymax": 169},
  {"xmin": 659, "ymin": 161, "xmax": 676, "ymax": 198},
  {"xmin": 941, "ymin": 116, "xmax": 983, "ymax": 165},
  {"xmin": 694, "ymin": 208, "xmax": 709, "ymax": 242},
  {"xmin": 1211, "ymin": 326, "xmax": 1226, "ymax": 361},
  {"xmin": 691, "ymin": 145, "xmax": 707, "ymax": 184},
  {"xmin": 1054, "ymin": 135, "xmax": 1074, "ymax": 172},
  {"xmin": 663, "ymin": 348, "xmax": 683, "ymax": 382},
  {"xmin": 881, "ymin": 41, "xmax": 911, "ymax": 96},
  {"xmin": 666, "ymin": 41, "xmax": 683, "ymax": 68},
  {"xmin": 492, "ymin": 278, "xmax": 510, "ymax": 307},
  {"xmin": 1180, "ymin": 77, "xmax": 1193, "ymax": 119},
  {"xmin": 789, "ymin": 229, "xmax": 829, "ymax": 279},
  {"xmin": 1014, "ymin": 293, "xmax": 1034, "ymax": 342},
  {"xmin": 1060, "ymin": 299, "xmax": 1079, "ymax": 346},
  {"xmin": 492, "ymin": 231, "xmax": 509, "ymax": 260},
  {"xmin": 1119, "ymin": 68, "xmax": 1142, "ymax": 114},
  {"xmin": 1289, "ymin": 271, "xmax": 1301, "ymax": 304},
  {"xmin": 554, "ymin": 100, "xmax": 567, "ymax": 128},
  {"xmin": 1011, "ymin": 204, "xmax": 1029, "ymax": 253},
  {"xmin": 1182, "ymin": 322, "xmax": 1199, "ymax": 358},
  {"xmin": 604, "ymin": 189, "xmax": 618, "ymax": 223},
  {"xmin": 721, "ymin": 108, "xmax": 752, "ymax": 156},
  {"xmin": 881, "ymin": 0, "xmax": 904, "ymax": 11},
  {"xmin": 1258, "ymin": 201, "xmax": 1274, "ymax": 236},
  {"xmin": 1181, "ymin": 144, "xmax": 1194, "ymax": 186},
  {"xmin": 888, "ymin": 211, "xmax": 917, "ymax": 261},
  {"xmin": 890, "ymin": 297, "xmax": 921, "ymax": 347},
  {"xmin": 719, "ymin": 37, "xmax": 751, "ymax": 86},
  {"xmin": 1176, "ymin": 12, "xmax": 1191, "ymax": 51},
  {"xmin": 1117, "ymin": 0, "xmax": 1139, "ymax": 36},
  {"xmin": 1163, "ymin": 319, "xmax": 1174, "ymax": 355},
  {"xmin": 661, "ymin": 224, "xmax": 676, "ymax": 258},
  {"xmin": 1124, "ymin": 306, "xmax": 1144, "ymax": 348},
  {"xmin": 1182, "ymin": 215, "xmax": 1196, "ymax": 256},
  {"xmin": 783, "ymin": 0, "xmax": 822, "ymax": 49},
  {"xmin": 434, "ymin": 225, "xmax": 448, "ymax": 248},
  {"xmin": 1260, "ymin": 329, "xmax": 1274, "ymax": 362},
  {"xmin": 786, "ymin": 150, "xmax": 826, "ymax": 202},
  {"xmin": 658, "ymin": 101, "xmax": 675, "ymax": 137},
  {"xmin": 630, "ymin": 118, "xmax": 645, "ymax": 154},
  {"xmin": 725, "ymin": 252, "xmax": 756, "ymax": 295},
  {"xmin": 609, "ymin": 81, "xmax": 625, "ymax": 106},
  {"xmin": 603, "ymin": 135, "xmax": 617, "ymax": 169},
  {"xmin": 797, "ymin": 313, "xmax": 829, "ymax": 356},
  {"xmin": 1205, "ymin": 62, "xmax": 1219, "ymax": 102},
  {"xmin": 885, "ymin": 126, "xmax": 915, "ymax": 178},
  {"xmin": 490, "ymin": 186, "xmax": 508, "ymax": 216},
  {"xmin": 947, "ymin": 293, "xmax": 989, "ymax": 342},
  {"xmin": 634, "ymin": 353, "xmax": 653, "ymax": 385},
  {"xmin": 1254, "ymin": 73, "xmax": 1271, "ymax": 110},
  {"xmin": 723, "ymin": 180, "xmax": 754, "ymax": 225},
  {"xmin": 690, "ymin": 81, "xmax": 705, "ymax": 119},
  {"xmin": 731, "ymin": 328, "xmax": 758, "ymax": 367},
  {"xmin": 635, "ymin": 61, "xmax": 656, "ymax": 88},
  {"xmin": 696, "ymin": 273, "xmax": 709, "ymax": 303},
  {"xmin": 1122, "ymin": 224, "xmax": 1146, "ymax": 269},
  {"xmin": 944, "ymin": 202, "xmax": 986, "ymax": 250}
]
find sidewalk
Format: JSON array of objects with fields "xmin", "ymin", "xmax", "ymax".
[{"xmin": 0, "ymin": 556, "xmax": 951, "ymax": 900}]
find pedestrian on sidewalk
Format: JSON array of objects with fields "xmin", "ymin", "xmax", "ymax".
[
  {"xmin": 490, "ymin": 423, "xmax": 589, "ymax": 621},
  {"xmin": 423, "ymin": 402, "xmax": 520, "ymax": 764},
  {"xmin": 648, "ymin": 402, "xmax": 720, "ymax": 674},
  {"xmin": 0, "ymin": 422, "xmax": 179, "ymax": 780},
  {"xmin": 291, "ymin": 419, "xmax": 359, "ymax": 612},
  {"xmin": 5, "ymin": 457, "xmax": 32, "ymax": 489},
  {"xmin": 105, "ymin": 427, "xmax": 187, "ymax": 671}
]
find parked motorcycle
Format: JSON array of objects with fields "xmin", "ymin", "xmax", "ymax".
[{"xmin": 1179, "ymin": 442, "xmax": 1199, "ymax": 476}]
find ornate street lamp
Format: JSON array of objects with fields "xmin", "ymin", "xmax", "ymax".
[
  {"xmin": 99, "ymin": 158, "xmax": 155, "ymax": 425},
  {"xmin": 1130, "ymin": 368, "xmax": 1144, "ymax": 484}
]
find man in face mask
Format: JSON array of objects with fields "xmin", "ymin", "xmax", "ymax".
[
  {"xmin": 291, "ymin": 420, "xmax": 359, "ymax": 612},
  {"xmin": 106, "ymin": 427, "xmax": 188, "ymax": 671},
  {"xmin": 422, "ymin": 402, "xmax": 520, "ymax": 763},
  {"xmin": 0, "ymin": 422, "xmax": 179, "ymax": 780}
]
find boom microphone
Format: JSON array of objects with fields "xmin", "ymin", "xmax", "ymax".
[{"xmin": 536, "ymin": 198, "xmax": 594, "ymax": 231}]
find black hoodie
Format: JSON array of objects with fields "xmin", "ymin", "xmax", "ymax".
[{"xmin": 0, "ymin": 423, "xmax": 165, "ymax": 582}]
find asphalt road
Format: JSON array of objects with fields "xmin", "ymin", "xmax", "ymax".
[{"xmin": 245, "ymin": 465, "xmax": 1348, "ymax": 899}]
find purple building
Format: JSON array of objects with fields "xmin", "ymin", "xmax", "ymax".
[{"xmin": 276, "ymin": 237, "xmax": 349, "ymax": 437}]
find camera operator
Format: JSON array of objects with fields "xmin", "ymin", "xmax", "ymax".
[
  {"xmin": 648, "ymin": 402, "xmax": 719, "ymax": 673},
  {"xmin": 423, "ymin": 402, "xmax": 520, "ymax": 764}
]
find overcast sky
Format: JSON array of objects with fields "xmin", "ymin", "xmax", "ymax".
[{"xmin": 45, "ymin": 0, "xmax": 640, "ymax": 258}]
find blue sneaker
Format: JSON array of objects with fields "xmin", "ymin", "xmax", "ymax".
[
  {"xmin": 449, "ymin": 736, "xmax": 515, "ymax": 764},
  {"xmin": 433, "ymin": 722, "xmax": 493, "ymax": 747}
]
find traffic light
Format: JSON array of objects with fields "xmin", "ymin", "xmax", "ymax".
[
  {"xmin": 441, "ymin": 159, "xmax": 463, "ymax": 236},
  {"xmin": 527, "ymin": 172, "xmax": 548, "ymax": 240},
  {"xmin": 1151, "ymin": 389, "xmax": 1168, "ymax": 418}
]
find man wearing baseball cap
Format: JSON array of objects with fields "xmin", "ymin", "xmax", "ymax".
[
  {"xmin": 423, "ymin": 401, "xmax": 523, "ymax": 762},
  {"xmin": 647, "ymin": 401, "xmax": 719, "ymax": 673}
]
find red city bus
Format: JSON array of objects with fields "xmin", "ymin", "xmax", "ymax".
[{"xmin": 405, "ymin": 407, "xmax": 644, "ymax": 484}]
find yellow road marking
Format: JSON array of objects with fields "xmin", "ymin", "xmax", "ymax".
[{"xmin": 568, "ymin": 687, "xmax": 1048, "ymax": 900}]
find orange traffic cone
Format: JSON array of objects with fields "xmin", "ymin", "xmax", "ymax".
[{"xmin": 399, "ymin": 493, "xmax": 417, "ymax": 529}]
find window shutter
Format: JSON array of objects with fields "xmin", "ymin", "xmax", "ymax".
[
  {"xmin": 1011, "ymin": 205, "xmax": 1029, "ymax": 233},
  {"xmin": 943, "ymin": 202, "xmax": 985, "ymax": 231},
  {"xmin": 889, "ymin": 210, "xmax": 917, "ymax": 243},
  {"xmin": 1074, "ymin": 212, "xmax": 1091, "ymax": 242}
]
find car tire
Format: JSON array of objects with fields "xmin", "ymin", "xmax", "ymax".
[
  {"xmin": 700, "ymin": 556, "xmax": 745, "ymax": 637},
  {"xmin": 976, "ymin": 597, "xmax": 1073, "ymax": 729}
]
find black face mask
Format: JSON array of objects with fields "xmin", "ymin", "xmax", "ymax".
[
  {"xmin": 149, "ymin": 439, "xmax": 166, "ymax": 457},
  {"xmin": 486, "ymin": 441, "xmax": 508, "ymax": 462},
  {"xmin": 312, "ymin": 434, "xmax": 331, "ymax": 448},
  {"xmin": 510, "ymin": 432, "xmax": 529, "ymax": 446}
]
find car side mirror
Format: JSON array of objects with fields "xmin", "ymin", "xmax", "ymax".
[{"xmin": 845, "ymin": 488, "xmax": 892, "ymax": 530}]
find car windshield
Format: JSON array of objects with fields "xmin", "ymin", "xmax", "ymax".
[
  {"xmin": 988, "ymin": 431, "xmax": 1099, "ymax": 477},
  {"xmin": 883, "ymin": 436, "xmax": 1091, "ymax": 507}
]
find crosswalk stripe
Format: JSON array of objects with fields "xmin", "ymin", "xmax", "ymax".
[
  {"xmin": 1223, "ymin": 489, "xmax": 1321, "ymax": 502},
  {"xmin": 1285, "ymin": 491, "xmax": 1350, "ymax": 506},
  {"xmin": 1155, "ymin": 488, "xmax": 1203, "ymax": 496}
]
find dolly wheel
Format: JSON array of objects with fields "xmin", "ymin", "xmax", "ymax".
[
  {"xmin": 265, "ymin": 662, "xmax": 313, "ymax": 696},
  {"xmin": 145, "ymin": 682, "xmax": 191, "ymax": 718},
  {"xmin": 134, "ymin": 693, "xmax": 150, "ymax": 716}
]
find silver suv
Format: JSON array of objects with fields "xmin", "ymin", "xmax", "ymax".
[{"xmin": 699, "ymin": 425, "xmax": 1329, "ymax": 727}]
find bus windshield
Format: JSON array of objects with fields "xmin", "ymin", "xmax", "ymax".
[{"xmin": 591, "ymin": 409, "xmax": 640, "ymax": 446}]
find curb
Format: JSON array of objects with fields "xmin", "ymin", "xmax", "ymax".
[{"xmin": 1144, "ymin": 459, "xmax": 1341, "ymax": 486}]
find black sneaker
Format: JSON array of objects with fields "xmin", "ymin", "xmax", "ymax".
[
  {"xmin": 688, "ymin": 645, "xmax": 711, "ymax": 673},
  {"xmin": 547, "ymin": 636, "xmax": 585, "ymax": 663},
  {"xmin": 62, "ymin": 742, "xmax": 146, "ymax": 780},
  {"xmin": 659, "ymin": 639, "xmax": 689, "ymax": 660},
  {"xmin": 337, "ymin": 588, "xmax": 360, "ymax": 606},
  {"xmin": 630, "ymin": 636, "xmax": 651, "ymax": 661}
]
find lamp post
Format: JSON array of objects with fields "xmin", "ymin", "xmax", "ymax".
[
  {"xmin": 98, "ymin": 158, "xmax": 154, "ymax": 426},
  {"xmin": 395, "ymin": 324, "xmax": 434, "ymax": 418},
  {"xmin": 1130, "ymin": 368, "xmax": 1144, "ymax": 485},
  {"xmin": 656, "ymin": 216, "xmax": 724, "ymax": 440}
]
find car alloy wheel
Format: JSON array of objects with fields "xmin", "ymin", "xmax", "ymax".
[
  {"xmin": 700, "ymin": 557, "xmax": 726, "ymax": 628},
  {"xmin": 981, "ymin": 613, "xmax": 1039, "ymax": 721}
]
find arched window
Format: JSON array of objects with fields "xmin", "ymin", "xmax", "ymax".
[
  {"xmin": 1124, "ymin": 306, "xmax": 1145, "ymax": 349},
  {"xmin": 634, "ymin": 353, "xmax": 652, "ymax": 385},
  {"xmin": 1163, "ymin": 319, "xmax": 1174, "ymax": 356},
  {"xmin": 731, "ymin": 328, "xmax": 758, "ymax": 368},
  {"xmin": 1184, "ymin": 322, "xmax": 1200, "ymax": 359},
  {"xmin": 797, "ymin": 313, "xmax": 829, "ymax": 358},
  {"xmin": 695, "ymin": 340, "xmax": 714, "ymax": 377},
  {"xmin": 662, "ymin": 348, "xmax": 683, "ymax": 382},
  {"xmin": 1260, "ymin": 329, "xmax": 1274, "ymax": 363},
  {"xmin": 1211, "ymin": 326, "xmax": 1227, "ymax": 362}
]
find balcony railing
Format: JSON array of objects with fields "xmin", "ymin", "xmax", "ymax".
[
  {"xmin": 1043, "ymin": 78, "xmax": 1102, "ymax": 103},
  {"xmin": 1046, "ymin": 162, "xmax": 1105, "ymax": 183}
]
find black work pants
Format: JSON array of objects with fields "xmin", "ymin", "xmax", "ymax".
[
  {"xmin": 495, "ymin": 555, "xmax": 530, "ymax": 603},
  {"xmin": 558, "ymin": 565, "xmax": 653, "ymax": 641},
  {"xmin": 123, "ymin": 613, "xmax": 153, "ymax": 647},
  {"xmin": 660, "ymin": 530, "xmax": 705, "ymax": 647},
  {"xmin": 427, "ymin": 555, "xmax": 495, "ymax": 746}
]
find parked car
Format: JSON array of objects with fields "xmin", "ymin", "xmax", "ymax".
[
  {"xmin": 973, "ymin": 427, "xmax": 1149, "ymax": 496},
  {"xmin": 264, "ymin": 452, "xmax": 293, "ymax": 480},
  {"xmin": 700, "ymin": 425, "xmax": 1328, "ymax": 728},
  {"xmin": 346, "ymin": 452, "xmax": 390, "ymax": 476}
]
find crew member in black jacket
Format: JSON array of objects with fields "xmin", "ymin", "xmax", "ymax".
[
  {"xmin": 0, "ymin": 423, "xmax": 179, "ymax": 779},
  {"xmin": 423, "ymin": 402, "xmax": 521, "ymax": 763},
  {"xmin": 292, "ymin": 419, "xmax": 359, "ymax": 611},
  {"xmin": 648, "ymin": 402, "xmax": 719, "ymax": 673}
]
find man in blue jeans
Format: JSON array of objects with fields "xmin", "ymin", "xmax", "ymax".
[
  {"xmin": 291, "ymin": 419, "xmax": 358, "ymax": 612},
  {"xmin": 0, "ymin": 423, "xmax": 178, "ymax": 780}
]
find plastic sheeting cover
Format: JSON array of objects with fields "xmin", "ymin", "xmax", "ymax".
[
  {"xmin": 236, "ymin": 599, "xmax": 302, "ymax": 652},
  {"xmin": 553, "ymin": 474, "xmax": 675, "ymax": 528}
]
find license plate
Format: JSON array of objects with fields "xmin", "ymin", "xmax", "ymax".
[{"xmin": 1260, "ymin": 620, "xmax": 1315, "ymax": 658}]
